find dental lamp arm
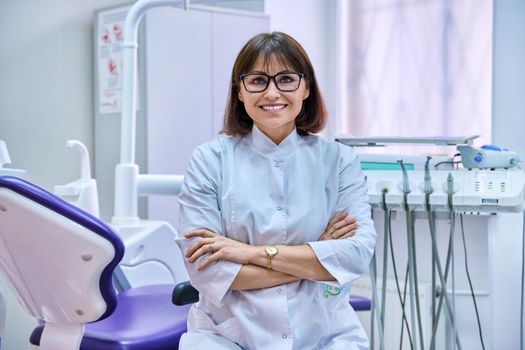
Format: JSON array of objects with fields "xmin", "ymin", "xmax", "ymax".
[{"xmin": 115, "ymin": 0, "xmax": 244, "ymax": 223}]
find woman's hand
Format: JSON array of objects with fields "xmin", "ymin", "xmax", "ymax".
[
  {"xmin": 184, "ymin": 229, "xmax": 257, "ymax": 270},
  {"xmin": 319, "ymin": 212, "xmax": 357, "ymax": 241}
]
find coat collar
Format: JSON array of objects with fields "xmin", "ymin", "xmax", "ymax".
[{"xmin": 249, "ymin": 124, "xmax": 298, "ymax": 158}]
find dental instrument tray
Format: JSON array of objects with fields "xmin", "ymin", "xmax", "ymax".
[{"xmin": 335, "ymin": 135, "xmax": 479, "ymax": 147}]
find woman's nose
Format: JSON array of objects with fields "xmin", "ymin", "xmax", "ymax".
[{"xmin": 263, "ymin": 79, "xmax": 280, "ymax": 99}]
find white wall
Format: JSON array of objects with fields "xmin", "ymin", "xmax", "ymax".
[
  {"xmin": 492, "ymin": 0, "xmax": 525, "ymax": 160},
  {"xmin": 0, "ymin": 0, "xmax": 129, "ymax": 191}
]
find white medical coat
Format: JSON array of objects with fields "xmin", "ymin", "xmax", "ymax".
[{"xmin": 177, "ymin": 125, "xmax": 376, "ymax": 349}]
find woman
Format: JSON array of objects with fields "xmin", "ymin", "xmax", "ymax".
[{"xmin": 177, "ymin": 32, "xmax": 376, "ymax": 349}]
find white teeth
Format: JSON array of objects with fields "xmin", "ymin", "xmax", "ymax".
[{"xmin": 261, "ymin": 105, "xmax": 285, "ymax": 111}]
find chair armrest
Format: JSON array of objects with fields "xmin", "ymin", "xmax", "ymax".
[{"xmin": 172, "ymin": 281, "xmax": 199, "ymax": 305}]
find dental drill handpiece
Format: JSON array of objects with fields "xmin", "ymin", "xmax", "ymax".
[
  {"xmin": 399, "ymin": 160, "xmax": 410, "ymax": 197},
  {"xmin": 447, "ymin": 172, "xmax": 454, "ymax": 210},
  {"xmin": 424, "ymin": 156, "xmax": 433, "ymax": 198}
]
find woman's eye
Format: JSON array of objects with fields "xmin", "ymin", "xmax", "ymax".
[
  {"xmin": 249, "ymin": 77, "xmax": 267, "ymax": 85},
  {"xmin": 278, "ymin": 75, "xmax": 295, "ymax": 83}
]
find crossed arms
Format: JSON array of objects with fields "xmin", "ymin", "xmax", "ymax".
[{"xmin": 183, "ymin": 212, "xmax": 357, "ymax": 291}]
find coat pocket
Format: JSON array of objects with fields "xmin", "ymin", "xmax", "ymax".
[{"xmin": 189, "ymin": 306, "xmax": 243, "ymax": 345}]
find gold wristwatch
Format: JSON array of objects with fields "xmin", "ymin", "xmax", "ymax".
[{"xmin": 265, "ymin": 246, "xmax": 279, "ymax": 269}]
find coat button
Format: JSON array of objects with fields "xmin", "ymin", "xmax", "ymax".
[
  {"xmin": 277, "ymin": 206, "xmax": 282, "ymax": 211},
  {"xmin": 282, "ymin": 333, "xmax": 288, "ymax": 339},
  {"xmin": 277, "ymin": 288, "xmax": 282, "ymax": 293}
]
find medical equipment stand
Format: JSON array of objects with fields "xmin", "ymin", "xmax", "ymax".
[{"xmin": 113, "ymin": 0, "xmax": 245, "ymax": 225}]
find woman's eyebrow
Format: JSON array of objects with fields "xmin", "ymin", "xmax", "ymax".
[
  {"xmin": 277, "ymin": 69, "xmax": 295, "ymax": 74},
  {"xmin": 249, "ymin": 69, "xmax": 295, "ymax": 75}
]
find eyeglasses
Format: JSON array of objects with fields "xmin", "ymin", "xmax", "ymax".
[{"xmin": 240, "ymin": 72, "xmax": 305, "ymax": 93}]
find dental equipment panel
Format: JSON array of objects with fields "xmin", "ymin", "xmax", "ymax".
[
  {"xmin": 350, "ymin": 136, "xmax": 524, "ymax": 212},
  {"xmin": 458, "ymin": 144, "xmax": 520, "ymax": 169},
  {"xmin": 365, "ymin": 169, "xmax": 524, "ymax": 213}
]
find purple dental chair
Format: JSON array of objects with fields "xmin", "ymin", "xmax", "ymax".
[{"xmin": 0, "ymin": 176, "xmax": 190, "ymax": 350}]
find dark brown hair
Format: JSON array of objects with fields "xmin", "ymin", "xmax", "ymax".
[{"xmin": 222, "ymin": 32, "xmax": 327, "ymax": 136}]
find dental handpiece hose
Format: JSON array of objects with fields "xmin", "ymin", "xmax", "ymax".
[
  {"xmin": 426, "ymin": 163, "xmax": 457, "ymax": 349},
  {"xmin": 380, "ymin": 189, "xmax": 389, "ymax": 332},
  {"xmin": 448, "ymin": 173, "xmax": 457, "ymax": 350},
  {"xmin": 424, "ymin": 157, "xmax": 437, "ymax": 333},
  {"xmin": 369, "ymin": 230, "xmax": 386, "ymax": 350},
  {"xmin": 429, "ymin": 173, "xmax": 462, "ymax": 350},
  {"xmin": 398, "ymin": 160, "xmax": 424, "ymax": 350},
  {"xmin": 368, "ymin": 192, "xmax": 386, "ymax": 350}
]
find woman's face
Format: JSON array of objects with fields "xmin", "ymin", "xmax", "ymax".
[{"xmin": 238, "ymin": 56, "xmax": 310, "ymax": 144}]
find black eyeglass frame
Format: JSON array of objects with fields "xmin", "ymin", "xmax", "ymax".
[{"xmin": 239, "ymin": 72, "xmax": 305, "ymax": 93}]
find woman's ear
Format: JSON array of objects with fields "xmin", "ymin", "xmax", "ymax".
[
  {"xmin": 303, "ymin": 87, "xmax": 310, "ymax": 100},
  {"xmin": 238, "ymin": 90, "xmax": 244, "ymax": 102}
]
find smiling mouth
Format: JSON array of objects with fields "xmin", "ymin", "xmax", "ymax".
[{"xmin": 260, "ymin": 104, "xmax": 287, "ymax": 111}]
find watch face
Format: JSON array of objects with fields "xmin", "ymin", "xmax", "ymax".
[{"xmin": 266, "ymin": 246, "xmax": 278, "ymax": 255}]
